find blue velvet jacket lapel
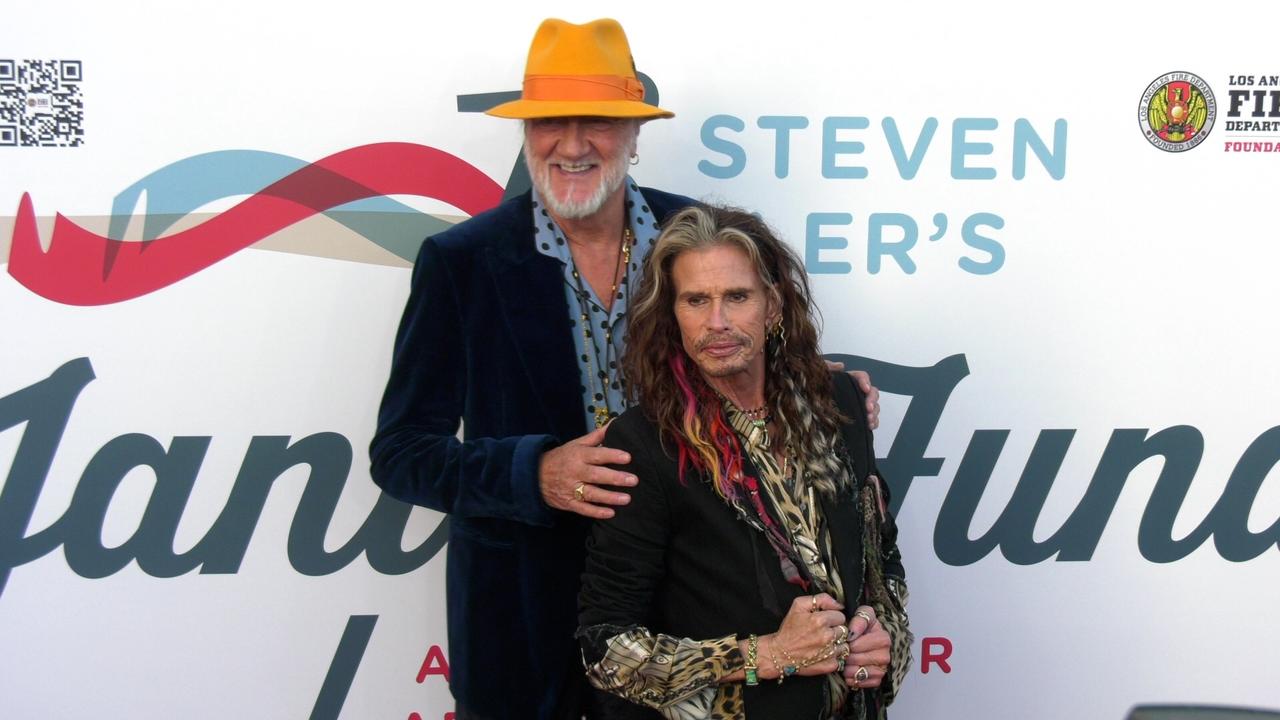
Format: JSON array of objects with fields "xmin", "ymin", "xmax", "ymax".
[{"xmin": 487, "ymin": 192, "xmax": 587, "ymax": 440}]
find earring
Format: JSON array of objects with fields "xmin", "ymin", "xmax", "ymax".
[{"xmin": 629, "ymin": 153, "xmax": 639, "ymax": 166}]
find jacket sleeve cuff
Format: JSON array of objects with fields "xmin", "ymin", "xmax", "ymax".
[{"xmin": 511, "ymin": 433, "xmax": 561, "ymax": 527}]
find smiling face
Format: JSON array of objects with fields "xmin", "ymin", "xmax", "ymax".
[
  {"xmin": 671, "ymin": 243, "xmax": 779, "ymax": 397},
  {"xmin": 523, "ymin": 116, "xmax": 638, "ymax": 220}
]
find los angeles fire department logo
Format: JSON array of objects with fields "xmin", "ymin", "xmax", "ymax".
[{"xmin": 1139, "ymin": 71, "xmax": 1216, "ymax": 152}]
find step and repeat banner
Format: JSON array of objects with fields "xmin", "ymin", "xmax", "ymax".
[{"xmin": 2, "ymin": 2, "xmax": 1277, "ymax": 719}]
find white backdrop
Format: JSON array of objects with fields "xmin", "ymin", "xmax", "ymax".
[{"xmin": 2, "ymin": 2, "xmax": 1278, "ymax": 719}]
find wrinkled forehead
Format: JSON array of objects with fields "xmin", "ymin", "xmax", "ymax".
[
  {"xmin": 670, "ymin": 243, "xmax": 767, "ymax": 291},
  {"xmin": 667, "ymin": 233, "xmax": 771, "ymax": 276}
]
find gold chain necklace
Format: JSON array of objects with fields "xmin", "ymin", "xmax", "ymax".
[
  {"xmin": 611, "ymin": 227, "xmax": 633, "ymax": 299},
  {"xmin": 572, "ymin": 226, "xmax": 633, "ymax": 428}
]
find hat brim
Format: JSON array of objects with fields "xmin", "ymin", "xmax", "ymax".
[{"xmin": 485, "ymin": 99, "xmax": 674, "ymax": 120}]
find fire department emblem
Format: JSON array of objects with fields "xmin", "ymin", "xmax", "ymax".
[{"xmin": 1140, "ymin": 71, "xmax": 1216, "ymax": 152}]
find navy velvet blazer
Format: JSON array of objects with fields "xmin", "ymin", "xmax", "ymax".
[{"xmin": 370, "ymin": 187, "xmax": 695, "ymax": 719}]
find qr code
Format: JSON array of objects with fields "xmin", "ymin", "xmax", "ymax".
[{"xmin": 0, "ymin": 59, "xmax": 84, "ymax": 147}]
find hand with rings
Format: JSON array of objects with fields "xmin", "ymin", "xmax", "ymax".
[
  {"xmin": 832, "ymin": 624, "xmax": 850, "ymax": 645},
  {"xmin": 758, "ymin": 594, "xmax": 848, "ymax": 680},
  {"xmin": 843, "ymin": 604, "xmax": 891, "ymax": 690},
  {"xmin": 538, "ymin": 424, "xmax": 637, "ymax": 520}
]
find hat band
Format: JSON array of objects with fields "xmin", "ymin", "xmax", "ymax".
[{"xmin": 522, "ymin": 74, "xmax": 644, "ymax": 103}]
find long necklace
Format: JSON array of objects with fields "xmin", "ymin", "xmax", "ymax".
[{"xmin": 570, "ymin": 227, "xmax": 633, "ymax": 428}]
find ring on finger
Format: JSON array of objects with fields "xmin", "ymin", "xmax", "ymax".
[
  {"xmin": 854, "ymin": 610, "xmax": 874, "ymax": 625},
  {"xmin": 855, "ymin": 665, "xmax": 870, "ymax": 683},
  {"xmin": 836, "ymin": 658, "xmax": 845, "ymax": 673},
  {"xmin": 810, "ymin": 595, "xmax": 820, "ymax": 612},
  {"xmin": 833, "ymin": 625, "xmax": 849, "ymax": 644},
  {"xmin": 573, "ymin": 483, "xmax": 587, "ymax": 502}
]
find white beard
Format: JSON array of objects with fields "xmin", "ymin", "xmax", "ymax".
[{"xmin": 525, "ymin": 134, "xmax": 636, "ymax": 220}]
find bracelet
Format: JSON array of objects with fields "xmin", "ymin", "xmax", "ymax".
[
  {"xmin": 775, "ymin": 643, "xmax": 801, "ymax": 683},
  {"xmin": 744, "ymin": 635, "xmax": 759, "ymax": 686},
  {"xmin": 765, "ymin": 639, "xmax": 790, "ymax": 685},
  {"xmin": 777, "ymin": 638, "xmax": 840, "ymax": 680}
]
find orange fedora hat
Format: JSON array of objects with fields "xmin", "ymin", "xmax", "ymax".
[{"xmin": 486, "ymin": 18, "xmax": 674, "ymax": 120}]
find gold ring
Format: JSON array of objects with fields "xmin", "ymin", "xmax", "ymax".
[
  {"xmin": 810, "ymin": 595, "xmax": 820, "ymax": 612},
  {"xmin": 855, "ymin": 665, "xmax": 870, "ymax": 683},
  {"xmin": 855, "ymin": 610, "xmax": 874, "ymax": 625},
  {"xmin": 833, "ymin": 625, "xmax": 849, "ymax": 644},
  {"xmin": 573, "ymin": 483, "xmax": 586, "ymax": 502}
]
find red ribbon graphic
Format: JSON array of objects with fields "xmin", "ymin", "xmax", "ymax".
[{"xmin": 8, "ymin": 143, "xmax": 504, "ymax": 305}]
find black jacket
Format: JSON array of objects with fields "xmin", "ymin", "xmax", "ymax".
[{"xmin": 579, "ymin": 372, "xmax": 905, "ymax": 718}]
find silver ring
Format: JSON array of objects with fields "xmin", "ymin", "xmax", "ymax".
[
  {"xmin": 854, "ymin": 610, "xmax": 874, "ymax": 625},
  {"xmin": 855, "ymin": 665, "xmax": 870, "ymax": 683}
]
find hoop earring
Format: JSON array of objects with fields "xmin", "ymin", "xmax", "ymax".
[{"xmin": 629, "ymin": 153, "xmax": 639, "ymax": 166}]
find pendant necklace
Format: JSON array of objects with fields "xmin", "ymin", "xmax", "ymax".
[{"xmin": 569, "ymin": 226, "xmax": 633, "ymax": 428}]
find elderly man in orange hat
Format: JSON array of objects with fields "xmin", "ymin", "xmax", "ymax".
[{"xmin": 370, "ymin": 18, "xmax": 880, "ymax": 720}]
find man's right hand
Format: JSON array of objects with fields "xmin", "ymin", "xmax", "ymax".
[{"xmin": 538, "ymin": 424, "xmax": 637, "ymax": 519}]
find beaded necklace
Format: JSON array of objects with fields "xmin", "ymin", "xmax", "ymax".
[{"xmin": 568, "ymin": 226, "xmax": 633, "ymax": 428}]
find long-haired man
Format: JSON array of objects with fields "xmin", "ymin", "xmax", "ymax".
[{"xmin": 579, "ymin": 205, "xmax": 911, "ymax": 719}]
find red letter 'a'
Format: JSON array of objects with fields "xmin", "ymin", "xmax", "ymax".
[{"xmin": 416, "ymin": 645, "xmax": 451, "ymax": 683}]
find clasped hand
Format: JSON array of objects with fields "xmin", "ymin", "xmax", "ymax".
[{"xmin": 755, "ymin": 595, "xmax": 892, "ymax": 689}]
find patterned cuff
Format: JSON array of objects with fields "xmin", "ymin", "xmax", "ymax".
[{"xmin": 583, "ymin": 626, "xmax": 743, "ymax": 710}]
